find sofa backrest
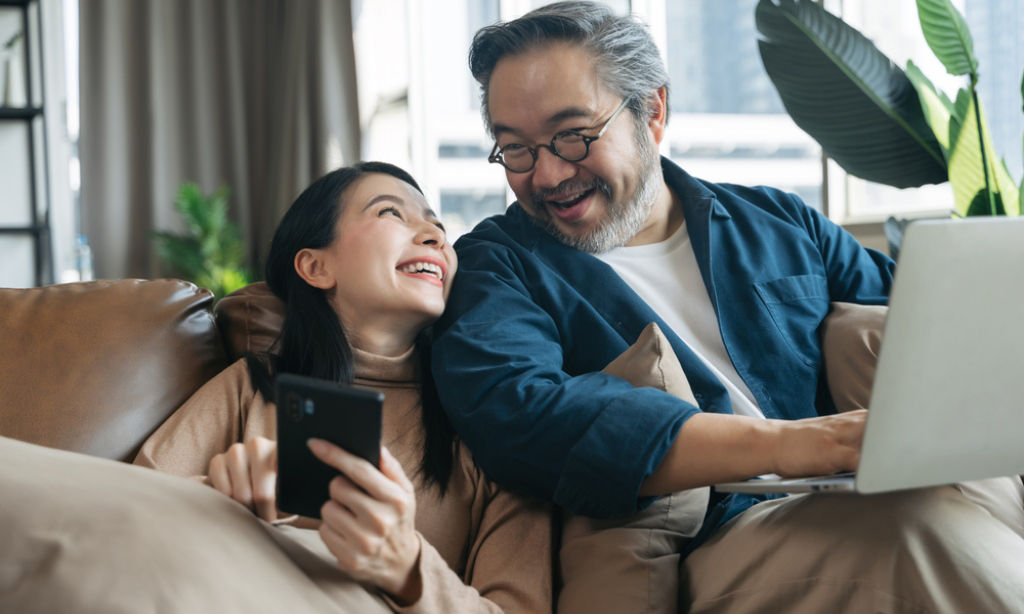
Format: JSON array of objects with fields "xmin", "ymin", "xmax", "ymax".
[
  {"xmin": 0, "ymin": 279, "xmax": 229, "ymax": 461},
  {"xmin": 214, "ymin": 282, "xmax": 285, "ymax": 361}
]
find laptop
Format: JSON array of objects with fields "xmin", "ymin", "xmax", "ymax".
[{"xmin": 716, "ymin": 216, "xmax": 1024, "ymax": 495}]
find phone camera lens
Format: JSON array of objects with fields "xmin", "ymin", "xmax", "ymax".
[{"xmin": 286, "ymin": 394, "xmax": 302, "ymax": 422}]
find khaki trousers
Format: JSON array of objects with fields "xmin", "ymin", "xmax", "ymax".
[
  {"xmin": 683, "ymin": 302, "xmax": 1024, "ymax": 612},
  {"xmin": 683, "ymin": 476, "xmax": 1024, "ymax": 613},
  {"xmin": 560, "ymin": 302, "xmax": 1024, "ymax": 614}
]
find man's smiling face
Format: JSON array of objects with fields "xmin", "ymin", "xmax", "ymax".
[{"xmin": 486, "ymin": 42, "xmax": 663, "ymax": 253}]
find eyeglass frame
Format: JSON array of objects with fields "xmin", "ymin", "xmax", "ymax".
[{"xmin": 486, "ymin": 97, "xmax": 632, "ymax": 173}]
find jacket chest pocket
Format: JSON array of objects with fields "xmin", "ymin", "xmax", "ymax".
[{"xmin": 753, "ymin": 274, "xmax": 830, "ymax": 368}]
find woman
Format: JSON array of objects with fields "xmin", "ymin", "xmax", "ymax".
[{"xmin": 133, "ymin": 162, "xmax": 553, "ymax": 612}]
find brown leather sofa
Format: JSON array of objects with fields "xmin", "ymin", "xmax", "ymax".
[{"xmin": 0, "ymin": 279, "xmax": 282, "ymax": 462}]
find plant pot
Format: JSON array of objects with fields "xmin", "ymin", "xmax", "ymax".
[{"xmin": 884, "ymin": 216, "xmax": 912, "ymax": 261}]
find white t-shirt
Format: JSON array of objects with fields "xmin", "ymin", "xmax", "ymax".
[{"xmin": 596, "ymin": 221, "xmax": 765, "ymax": 418}]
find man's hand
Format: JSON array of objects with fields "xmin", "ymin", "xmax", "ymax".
[
  {"xmin": 769, "ymin": 409, "xmax": 866, "ymax": 477},
  {"xmin": 640, "ymin": 410, "xmax": 868, "ymax": 496},
  {"xmin": 308, "ymin": 439, "xmax": 423, "ymax": 605},
  {"xmin": 207, "ymin": 436, "xmax": 279, "ymax": 522}
]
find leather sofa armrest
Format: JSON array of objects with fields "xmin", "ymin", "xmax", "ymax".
[{"xmin": 0, "ymin": 279, "xmax": 228, "ymax": 461}]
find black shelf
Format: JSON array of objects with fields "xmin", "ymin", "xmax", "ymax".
[
  {"xmin": 0, "ymin": 107, "xmax": 43, "ymax": 120},
  {"xmin": 2, "ymin": 0, "xmax": 50, "ymax": 286},
  {"xmin": 0, "ymin": 225, "xmax": 46, "ymax": 235}
]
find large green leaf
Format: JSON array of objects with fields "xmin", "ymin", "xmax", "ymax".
[
  {"xmin": 756, "ymin": 0, "xmax": 948, "ymax": 188},
  {"xmin": 947, "ymin": 93, "xmax": 1020, "ymax": 216},
  {"xmin": 904, "ymin": 60, "xmax": 954, "ymax": 158},
  {"xmin": 992, "ymin": 157, "xmax": 1020, "ymax": 216},
  {"xmin": 916, "ymin": 0, "xmax": 978, "ymax": 78}
]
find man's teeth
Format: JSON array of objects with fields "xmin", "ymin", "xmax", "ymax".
[
  {"xmin": 550, "ymin": 189, "xmax": 590, "ymax": 208},
  {"xmin": 398, "ymin": 262, "xmax": 444, "ymax": 280}
]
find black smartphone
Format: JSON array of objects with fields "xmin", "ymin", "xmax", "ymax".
[{"xmin": 275, "ymin": 373, "xmax": 383, "ymax": 519}]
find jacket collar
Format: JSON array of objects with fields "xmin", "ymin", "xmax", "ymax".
[{"xmin": 661, "ymin": 157, "xmax": 731, "ymax": 222}]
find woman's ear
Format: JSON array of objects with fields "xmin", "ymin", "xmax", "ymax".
[
  {"xmin": 647, "ymin": 86, "xmax": 668, "ymax": 145},
  {"xmin": 294, "ymin": 248, "xmax": 337, "ymax": 290}
]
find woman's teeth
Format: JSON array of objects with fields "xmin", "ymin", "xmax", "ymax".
[{"xmin": 398, "ymin": 262, "xmax": 444, "ymax": 280}]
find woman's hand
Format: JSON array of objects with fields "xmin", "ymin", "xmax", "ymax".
[
  {"xmin": 207, "ymin": 436, "xmax": 279, "ymax": 522},
  {"xmin": 308, "ymin": 439, "xmax": 423, "ymax": 605}
]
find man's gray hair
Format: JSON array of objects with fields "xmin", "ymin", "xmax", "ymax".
[{"xmin": 468, "ymin": 1, "xmax": 670, "ymax": 136}]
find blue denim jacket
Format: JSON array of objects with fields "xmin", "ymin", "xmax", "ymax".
[{"xmin": 432, "ymin": 158, "xmax": 894, "ymax": 541}]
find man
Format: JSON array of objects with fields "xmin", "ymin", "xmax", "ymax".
[{"xmin": 432, "ymin": 2, "xmax": 1024, "ymax": 611}]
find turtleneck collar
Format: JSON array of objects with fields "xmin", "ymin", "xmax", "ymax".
[{"xmin": 351, "ymin": 344, "xmax": 420, "ymax": 386}]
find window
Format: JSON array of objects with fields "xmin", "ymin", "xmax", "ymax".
[
  {"xmin": 419, "ymin": 0, "xmax": 506, "ymax": 239},
  {"xmin": 0, "ymin": 0, "xmax": 76, "ymax": 287},
  {"xmin": 357, "ymin": 0, "xmax": 1024, "ymax": 240},
  {"xmin": 830, "ymin": 0, "xmax": 1024, "ymax": 222},
  {"xmin": 30, "ymin": 0, "xmax": 1024, "ymax": 287},
  {"xmin": 660, "ymin": 0, "xmax": 823, "ymax": 212},
  {"xmin": 373, "ymin": 0, "xmax": 821, "ymax": 237}
]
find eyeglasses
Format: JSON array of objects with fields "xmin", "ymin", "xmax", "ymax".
[{"xmin": 487, "ymin": 98, "xmax": 631, "ymax": 173}]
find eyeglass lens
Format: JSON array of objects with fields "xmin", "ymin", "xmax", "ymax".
[{"xmin": 501, "ymin": 133, "xmax": 588, "ymax": 172}]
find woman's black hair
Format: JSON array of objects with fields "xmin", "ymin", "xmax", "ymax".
[{"xmin": 246, "ymin": 161, "xmax": 457, "ymax": 493}]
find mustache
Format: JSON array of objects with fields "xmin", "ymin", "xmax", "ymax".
[{"xmin": 531, "ymin": 179, "xmax": 613, "ymax": 208}]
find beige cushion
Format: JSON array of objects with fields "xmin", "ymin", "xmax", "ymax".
[
  {"xmin": 602, "ymin": 321, "xmax": 698, "ymax": 406},
  {"xmin": 558, "ymin": 322, "xmax": 710, "ymax": 614},
  {"xmin": 0, "ymin": 435, "xmax": 389, "ymax": 613},
  {"xmin": 821, "ymin": 301, "xmax": 886, "ymax": 411}
]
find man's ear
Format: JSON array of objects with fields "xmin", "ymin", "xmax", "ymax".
[
  {"xmin": 294, "ymin": 248, "xmax": 337, "ymax": 290},
  {"xmin": 647, "ymin": 86, "xmax": 668, "ymax": 145}
]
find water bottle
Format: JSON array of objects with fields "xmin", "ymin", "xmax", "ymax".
[{"xmin": 76, "ymin": 234, "xmax": 94, "ymax": 281}]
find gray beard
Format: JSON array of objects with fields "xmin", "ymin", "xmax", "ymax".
[{"xmin": 531, "ymin": 133, "xmax": 661, "ymax": 254}]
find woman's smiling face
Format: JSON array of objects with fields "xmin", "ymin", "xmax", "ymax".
[{"xmin": 306, "ymin": 173, "xmax": 457, "ymax": 335}]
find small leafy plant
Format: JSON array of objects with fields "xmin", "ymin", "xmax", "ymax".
[{"xmin": 152, "ymin": 183, "xmax": 251, "ymax": 300}]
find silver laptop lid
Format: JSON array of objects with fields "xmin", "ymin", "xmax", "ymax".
[{"xmin": 856, "ymin": 216, "xmax": 1024, "ymax": 493}]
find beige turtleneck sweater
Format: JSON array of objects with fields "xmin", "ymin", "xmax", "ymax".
[{"xmin": 134, "ymin": 347, "xmax": 553, "ymax": 613}]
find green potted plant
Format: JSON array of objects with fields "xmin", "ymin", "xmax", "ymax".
[
  {"xmin": 755, "ymin": 0, "xmax": 1022, "ymax": 223},
  {"xmin": 152, "ymin": 182, "xmax": 252, "ymax": 301}
]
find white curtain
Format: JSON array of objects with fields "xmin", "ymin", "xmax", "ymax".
[{"xmin": 79, "ymin": 0, "xmax": 360, "ymax": 278}]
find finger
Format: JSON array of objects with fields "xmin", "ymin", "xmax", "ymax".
[
  {"xmin": 327, "ymin": 473, "xmax": 394, "ymax": 532},
  {"xmin": 308, "ymin": 439, "xmax": 406, "ymax": 503},
  {"xmin": 208, "ymin": 454, "xmax": 232, "ymax": 497},
  {"xmin": 321, "ymin": 498, "xmax": 361, "ymax": 535},
  {"xmin": 249, "ymin": 438, "xmax": 278, "ymax": 522},
  {"xmin": 848, "ymin": 448, "xmax": 861, "ymax": 467},
  {"xmin": 307, "ymin": 438, "xmax": 353, "ymax": 472},
  {"xmin": 319, "ymin": 520, "xmax": 359, "ymax": 572},
  {"xmin": 225, "ymin": 444, "xmax": 253, "ymax": 505},
  {"xmin": 321, "ymin": 499, "xmax": 380, "ymax": 557},
  {"xmin": 379, "ymin": 446, "xmax": 415, "ymax": 493}
]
